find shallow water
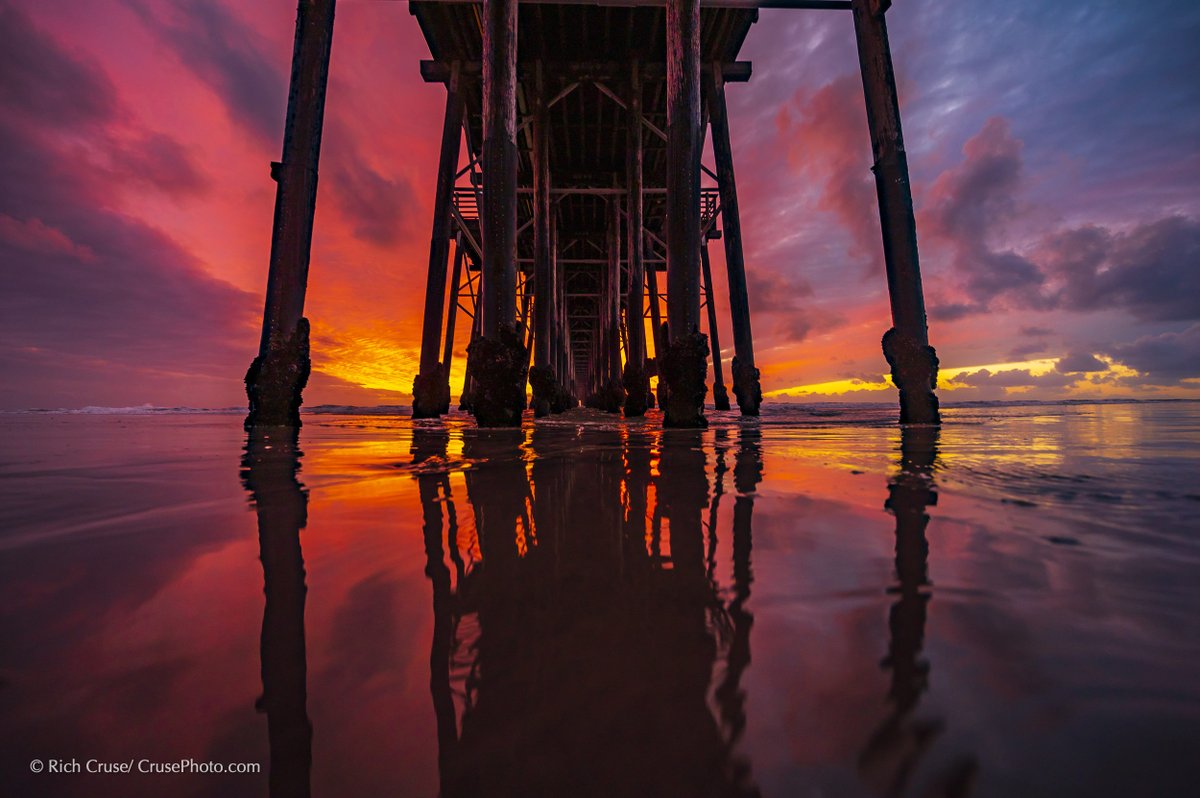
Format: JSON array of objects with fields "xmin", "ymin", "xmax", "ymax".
[{"xmin": 1, "ymin": 402, "xmax": 1198, "ymax": 797}]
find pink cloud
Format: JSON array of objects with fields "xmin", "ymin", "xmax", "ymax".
[
  {"xmin": 0, "ymin": 214, "xmax": 97, "ymax": 262},
  {"xmin": 776, "ymin": 74, "xmax": 879, "ymax": 263}
]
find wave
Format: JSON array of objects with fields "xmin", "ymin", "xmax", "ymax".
[{"xmin": 7, "ymin": 404, "xmax": 243, "ymax": 415}]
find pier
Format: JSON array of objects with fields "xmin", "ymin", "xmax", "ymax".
[{"xmin": 245, "ymin": 0, "xmax": 940, "ymax": 429}]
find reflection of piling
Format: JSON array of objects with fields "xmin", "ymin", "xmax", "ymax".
[
  {"xmin": 658, "ymin": 430, "xmax": 709, "ymax": 575},
  {"xmin": 241, "ymin": 431, "xmax": 312, "ymax": 798},
  {"xmin": 248, "ymin": 0, "xmax": 941, "ymax": 430},
  {"xmin": 412, "ymin": 429, "xmax": 460, "ymax": 786},
  {"xmin": 715, "ymin": 427, "xmax": 761, "ymax": 777},
  {"xmin": 860, "ymin": 426, "xmax": 976, "ymax": 796},
  {"xmin": 883, "ymin": 426, "xmax": 937, "ymax": 715}
]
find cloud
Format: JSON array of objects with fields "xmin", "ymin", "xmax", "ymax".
[
  {"xmin": 776, "ymin": 74, "xmax": 879, "ymax": 262},
  {"xmin": 745, "ymin": 267, "xmax": 834, "ymax": 343},
  {"xmin": 1008, "ymin": 340, "xmax": 1049, "ymax": 360},
  {"xmin": 0, "ymin": 214, "xmax": 97, "ymax": 262},
  {"xmin": 924, "ymin": 117, "xmax": 1046, "ymax": 309},
  {"xmin": 928, "ymin": 300, "xmax": 984, "ymax": 322},
  {"xmin": 923, "ymin": 116, "xmax": 1200, "ymax": 328},
  {"xmin": 0, "ymin": 1, "xmax": 119, "ymax": 128},
  {"xmin": 0, "ymin": 1, "xmax": 256, "ymax": 408},
  {"xmin": 329, "ymin": 151, "xmax": 420, "ymax": 248},
  {"xmin": 0, "ymin": 1, "xmax": 208, "ymax": 204},
  {"xmin": 131, "ymin": 0, "xmax": 285, "ymax": 144},
  {"xmin": 1040, "ymin": 216, "xmax": 1200, "ymax": 322},
  {"xmin": 107, "ymin": 131, "xmax": 211, "ymax": 198},
  {"xmin": 1105, "ymin": 324, "xmax": 1200, "ymax": 382},
  {"xmin": 947, "ymin": 368, "xmax": 1076, "ymax": 390},
  {"xmin": 1055, "ymin": 352, "xmax": 1106, "ymax": 374}
]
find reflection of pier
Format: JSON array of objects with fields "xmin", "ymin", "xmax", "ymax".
[
  {"xmin": 244, "ymin": 0, "xmax": 940, "ymax": 430},
  {"xmin": 859, "ymin": 427, "xmax": 977, "ymax": 798},
  {"xmin": 417, "ymin": 426, "xmax": 764, "ymax": 797},
  {"xmin": 241, "ymin": 431, "xmax": 313, "ymax": 798}
]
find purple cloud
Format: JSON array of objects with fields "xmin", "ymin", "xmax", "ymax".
[
  {"xmin": 1105, "ymin": 324, "xmax": 1200, "ymax": 382},
  {"xmin": 1055, "ymin": 352, "xmax": 1107, "ymax": 374},
  {"xmin": 0, "ymin": 2, "xmax": 255, "ymax": 408}
]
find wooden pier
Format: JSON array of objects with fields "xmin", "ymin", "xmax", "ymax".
[{"xmin": 245, "ymin": 0, "xmax": 941, "ymax": 429}]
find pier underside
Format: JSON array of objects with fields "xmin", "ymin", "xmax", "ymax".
[
  {"xmin": 247, "ymin": 0, "xmax": 940, "ymax": 430},
  {"xmin": 410, "ymin": 2, "xmax": 761, "ymax": 425}
]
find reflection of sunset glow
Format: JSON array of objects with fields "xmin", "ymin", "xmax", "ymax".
[{"xmin": 6, "ymin": 402, "xmax": 1199, "ymax": 795}]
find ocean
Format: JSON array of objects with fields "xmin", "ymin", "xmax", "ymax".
[{"xmin": 1, "ymin": 401, "xmax": 1198, "ymax": 797}]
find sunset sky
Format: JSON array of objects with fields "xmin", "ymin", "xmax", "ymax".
[{"xmin": 1, "ymin": 0, "xmax": 1197, "ymax": 410}]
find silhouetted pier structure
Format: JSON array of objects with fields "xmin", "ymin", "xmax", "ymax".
[{"xmin": 245, "ymin": 0, "xmax": 940, "ymax": 429}]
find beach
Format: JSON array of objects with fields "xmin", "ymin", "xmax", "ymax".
[{"xmin": 1, "ymin": 401, "xmax": 1198, "ymax": 796}]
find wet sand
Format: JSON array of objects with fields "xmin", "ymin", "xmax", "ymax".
[{"xmin": 1, "ymin": 402, "xmax": 1198, "ymax": 797}]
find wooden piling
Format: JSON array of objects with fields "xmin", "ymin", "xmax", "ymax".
[
  {"xmin": 528, "ymin": 78, "xmax": 561, "ymax": 417},
  {"xmin": 532, "ymin": 84, "xmax": 553, "ymax": 372},
  {"xmin": 413, "ymin": 61, "xmax": 463, "ymax": 418},
  {"xmin": 441, "ymin": 234, "xmax": 465, "ymax": 377},
  {"xmin": 701, "ymin": 242, "xmax": 731, "ymax": 411},
  {"xmin": 245, "ymin": 0, "xmax": 335, "ymax": 428},
  {"xmin": 647, "ymin": 264, "xmax": 665, "ymax": 356},
  {"xmin": 851, "ymin": 0, "xmax": 940, "ymax": 424},
  {"xmin": 480, "ymin": 0, "xmax": 518, "ymax": 337},
  {"xmin": 468, "ymin": 0, "xmax": 526, "ymax": 426},
  {"xmin": 663, "ymin": 0, "xmax": 708, "ymax": 427},
  {"xmin": 606, "ymin": 197, "xmax": 626, "ymax": 411},
  {"xmin": 707, "ymin": 63, "xmax": 762, "ymax": 417},
  {"xmin": 623, "ymin": 61, "xmax": 650, "ymax": 417}
]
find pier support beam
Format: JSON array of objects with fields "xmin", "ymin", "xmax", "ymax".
[
  {"xmin": 468, "ymin": 0, "xmax": 526, "ymax": 426},
  {"xmin": 245, "ymin": 0, "xmax": 335, "ymax": 428},
  {"xmin": 441, "ymin": 234, "xmax": 465, "ymax": 386},
  {"xmin": 701, "ymin": 242, "xmax": 731, "ymax": 411},
  {"xmin": 528, "ymin": 81, "xmax": 568, "ymax": 417},
  {"xmin": 851, "ymin": 0, "xmax": 940, "ymax": 425},
  {"xmin": 599, "ymin": 197, "xmax": 627, "ymax": 413},
  {"xmin": 662, "ymin": 0, "xmax": 708, "ymax": 428},
  {"xmin": 413, "ymin": 62, "xmax": 464, "ymax": 418},
  {"xmin": 623, "ymin": 62, "xmax": 650, "ymax": 417},
  {"xmin": 647, "ymin": 263, "xmax": 665, "ymax": 409},
  {"xmin": 707, "ymin": 64, "xmax": 761, "ymax": 417},
  {"xmin": 552, "ymin": 218, "xmax": 576, "ymax": 411}
]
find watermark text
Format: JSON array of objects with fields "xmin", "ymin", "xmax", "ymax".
[{"xmin": 29, "ymin": 758, "xmax": 261, "ymax": 775}]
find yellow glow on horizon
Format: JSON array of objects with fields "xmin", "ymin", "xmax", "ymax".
[
  {"xmin": 767, "ymin": 357, "xmax": 1072, "ymax": 398},
  {"xmin": 316, "ymin": 334, "xmax": 421, "ymax": 394},
  {"xmin": 942, "ymin": 358, "xmax": 1060, "ymax": 378}
]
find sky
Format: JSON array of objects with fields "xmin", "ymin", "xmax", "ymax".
[{"xmin": 1, "ymin": 0, "xmax": 1198, "ymax": 409}]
